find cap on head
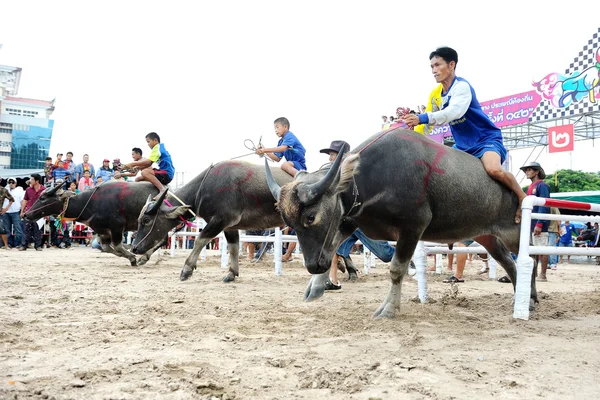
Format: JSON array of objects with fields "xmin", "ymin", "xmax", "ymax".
[
  {"xmin": 103, "ymin": 158, "xmax": 110, "ymax": 162},
  {"xmin": 520, "ymin": 161, "xmax": 546, "ymax": 179},
  {"xmin": 319, "ymin": 140, "xmax": 351, "ymax": 155},
  {"xmin": 8, "ymin": 178, "xmax": 16, "ymax": 184}
]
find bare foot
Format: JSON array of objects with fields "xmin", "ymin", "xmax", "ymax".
[{"xmin": 515, "ymin": 208, "xmax": 522, "ymax": 224}]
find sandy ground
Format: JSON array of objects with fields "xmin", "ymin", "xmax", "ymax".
[{"xmin": 1, "ymin": 246, "xmax": 600, "ymax": 400}]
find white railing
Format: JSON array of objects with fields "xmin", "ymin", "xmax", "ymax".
[
  {"xmin": 513, "ymin": 196, "xmax": 600, "ymax": 320},
  {"xmin": 165, "ymin": 195, "xmax": 600, "ymax": 321}
]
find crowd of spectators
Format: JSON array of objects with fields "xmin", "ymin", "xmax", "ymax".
[
  {"xmin": 42, "ymin": 150, "xmax": 144, "ymax": 191},
  {"xmin": 0, "ymin": 148, "xmax": 146, "ymax": 250},
  {"xmin": 380, "ymin": 106, "xmax": 424, "ymax": 128}
]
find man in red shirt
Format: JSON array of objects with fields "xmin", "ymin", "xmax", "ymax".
[{"xmin": 19, "ymin": 174, "xmax": 46, "ymax": 251}]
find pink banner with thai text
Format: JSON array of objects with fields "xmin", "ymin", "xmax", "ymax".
[{"xmin": 480, "ymin": 90, "xmax": 542, "ymax": 128}]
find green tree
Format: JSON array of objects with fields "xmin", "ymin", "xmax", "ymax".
[{"xmin": 522, "ymin": 169, "xmax": 600, "ymax": 193}]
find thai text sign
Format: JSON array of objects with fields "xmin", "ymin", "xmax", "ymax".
[
  {"xmin": 480, "ymin": 90, "xmax": 542, "ymax": 128},
  {"xmin": 548, "ymin": 124, "xmax": 574, "ymax": 153}
]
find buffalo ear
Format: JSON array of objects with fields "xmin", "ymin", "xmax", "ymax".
[
  {"xmin": 335, "ymin": 153, "xmax": 360, "ymax": 194},
  {"xmin": 164, "ymin": 205, "xmax": 192, "ymax": 220},
  {"xmin": 45, "ymin": 183, "xmax": 62, "ymax": 196}
]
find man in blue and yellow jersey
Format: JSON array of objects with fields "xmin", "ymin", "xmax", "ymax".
[{"xmin": 403, "ymin": 46, "xmax": 526, "ymax": 223}]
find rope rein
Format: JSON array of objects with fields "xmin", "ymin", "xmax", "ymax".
[{"xmin": 230, "ymin": 137, "xmax": 274, "ymax": 162}]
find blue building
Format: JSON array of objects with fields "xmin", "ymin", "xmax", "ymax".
[{"xmin": 0, "ymin": 64, "xmax": 55, "ymax": 170}]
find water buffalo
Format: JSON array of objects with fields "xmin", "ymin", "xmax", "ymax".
[
  {"xmin": 131, "ymin": 160, "xmax": 294, "ymax": 282},
  {"xmin": 266, "ymin": 128, "xmax": 534, "ymax": 318},
  {"xmin": 24, "ymin": 181, "xmax": 163, "ymax": 266}
]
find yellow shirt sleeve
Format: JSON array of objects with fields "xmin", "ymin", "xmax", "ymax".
[{"xmin": 415, "ymin": 84, "xmax": 443, "ymax": 135}]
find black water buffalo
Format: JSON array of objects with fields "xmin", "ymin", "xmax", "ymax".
[
  {"xmin": 131, "ymin": 160, "xmax": 294, "ymax": 282},
  {"xmin": 266, "ymin": 128, "xmax": 534, "ymax": 318},
  {"xmin": 24, "ymin": 181, "xmax": 163, "ymax": 266}
]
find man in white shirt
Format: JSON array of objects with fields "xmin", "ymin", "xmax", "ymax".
[{"xmin": 3, "ymin": 178, "xmax": 24, "ymax": 248}]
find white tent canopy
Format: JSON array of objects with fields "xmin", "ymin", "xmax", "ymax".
[{"xmin": 0, "ymin": 169, "xmax": 45, "ymax": 180}]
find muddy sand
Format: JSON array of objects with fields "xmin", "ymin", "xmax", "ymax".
[{"xmin": 1, "ymin": 247, "xmax": 600, "ymax": 399}]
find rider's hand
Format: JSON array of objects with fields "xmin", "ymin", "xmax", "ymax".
[{"xmin": 402, "ymin": 114, "xmax": 420, "ymax": 127}]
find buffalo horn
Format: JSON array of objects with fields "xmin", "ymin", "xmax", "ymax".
[
  {"xmin": 264, "ymin": 159, "xmax": 281, "ymax": 201},
  {"xmin": 45, "ymin": 183, "xmax": 63, "ymax": 196},
  {"xmin": 304, "ymin": 146, "xmax": 347, "ymax": 203},
  {"xmin": 145, "ymin": 188, "xmax": 169, "ymax": 215}
]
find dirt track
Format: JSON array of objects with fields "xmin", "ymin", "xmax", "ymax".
[{"xmin": 2, "ymin": 247, "xmax": 600, "ymax": 399}]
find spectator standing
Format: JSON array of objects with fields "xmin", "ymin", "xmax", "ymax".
[
  {"xmin": 522, "ymin": 161, "xmax": 551, "ymax": 281},
  {"xmin": 96, "ymin": 159, "xmax": 114, "ymax": 183},
  {"xmin": 43, "ymin": 156, "xmax": 54, "ymax": 185},
  {"xmin": 381, "ymin": 115, "xmax": 388, "ymax": 124},
  {"xmin": 547, "ymin": 207, "xmax": 560, "ymax": 270},
  {"xmin": 3, "ymin": 178, "xmax": 24, "ymax": 248},
  {"xmin": 78, "ymin": 170, "xmax": 95, "ymax": 191},
  {"xmin": 63, "ymin": 152, "xmax": 76, "ymax": 179},
  {"xmin": 75, "ymin": 154, "xmax": 95, "ymax": 182},
  {"xmin": 19, "ymin": 174, "xmax": 46, "ymax": 251},
  {"xmin": 53, "ymin": 153, "xmax": 63, "ymax": 167},
  {"xmin": 112, "ymin": 158, "xmax": 123, "ymax": 172},
  {"xmin": 52, "ymin": 160, "xmax": 73, "ymax": 185},
  {"xmin": 558, "ymin": 221, "xmax": 575, "ymax": 264},
  {"xmin": 0, "ymin": 183, "xmax": 15, "ymax": 249}
]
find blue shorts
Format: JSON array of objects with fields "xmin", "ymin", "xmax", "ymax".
[
  {"xmin": 290, "ymin": 161, "xmax": 306, "ymax": 171},
  {"xmin": 458, "ymin": 140, "xmax": 507, "ymax": 164}
]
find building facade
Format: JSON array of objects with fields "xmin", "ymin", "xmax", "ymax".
[{"xmin": 0, "ymin": 64, "xmax": 55, "ymax": 169}]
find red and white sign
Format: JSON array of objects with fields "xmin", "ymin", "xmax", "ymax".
[{"xmin": 548, "ymin": 124, "xmax": 574, "ymax": 153}]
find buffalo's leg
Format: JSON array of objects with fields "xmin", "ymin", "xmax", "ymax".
[
  {"xmin": 475, "ymin": 234, "xmax": 538, "ymax": 308},
  {"xmin": 222, "ymin": 230, "xmax": 240, "ymax": 282},
  {"xmin": 137, "ymin": 242, "xmax": 164, "ymax": 266},
  {"xmin": 373, "ymin": 232, "xmax": 421, "ymax": 319},
  {"xmin": 98, "ymin": 232, "xmax": 138, "ymax": 266},
  {"xmin": 342, "ymin": 256, "xmax": 359, "ymax": 281},
  {"xmin": 109, "ymin": 229, "xmax": 139, "ymax": 266},
  {"xmin": 180, "ymin": 221, "xmax": 225, "ymax": 281}
]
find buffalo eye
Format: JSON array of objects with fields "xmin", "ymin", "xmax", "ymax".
[
  {"xmin": 142, "ymin": 216, "xmax": 152, "ymax": 226},
  {"xmin": 306, "ymin": 215, "xmax": 315, "ymax": 225}
]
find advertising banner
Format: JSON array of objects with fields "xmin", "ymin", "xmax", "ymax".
[
  {"xmin": 480, "ymin": 90, "xmax": 542, "ymax": 128},
  {"xmin": 548, "ymin": 124, "xmax": 574, "ymax": 153}
]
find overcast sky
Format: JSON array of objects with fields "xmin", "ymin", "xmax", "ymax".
[{"xmin": 1, "ymin": 0, "xmax": 598, "ymax": 184}]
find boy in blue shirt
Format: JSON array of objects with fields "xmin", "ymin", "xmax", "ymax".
[
  {"xmin": 123, "ymin": 132, "xmax": 175, "ymax": 197},
  {"xmin": 558, "ymin": 221, "xmax": 575, "ymax": 264},
  {"xmin": 256, "ymin": 117, "xmax": 306, "ymax": 177},
  {"xmin": 52, "ymin": 160, "xmax": 73, "ymax": 186}
]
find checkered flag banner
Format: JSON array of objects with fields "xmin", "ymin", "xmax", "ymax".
[{"xmin": 531, "ymin": 27, "xmax": 600, "ymax": 122}]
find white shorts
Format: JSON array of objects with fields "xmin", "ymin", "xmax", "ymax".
[{"xmin": 531, "ymin": 232, "xmax": 549, "ymax": 247}]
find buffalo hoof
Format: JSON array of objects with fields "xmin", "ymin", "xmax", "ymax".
[
  {"xmin": 372, "ymin": 303, "xmax": 397, "ymax": 319},
  {"xmin": 529, "ymin": 298, "xmax": 537, "ymax": 312},
  {"xmin": 222, "ymin": 273, "xmax": 236, "ymax": 283},
  {"xmin": 130, "ymin": 259, "xmax": 137, "ymax": 267},
  {"xmin": 348, "ymin": 271, "xmax": 358, "ymax": 282},
  {"xmin": 304, "ymin": 285, "xmax": 325, "ymax": 302},
  {"xmin": 137, "ymin": 257, "xmax": 149, "ymax": 266},
  {"xmin": 180, "ymin": 268, "xmax": 194, "ymax": 281}
]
